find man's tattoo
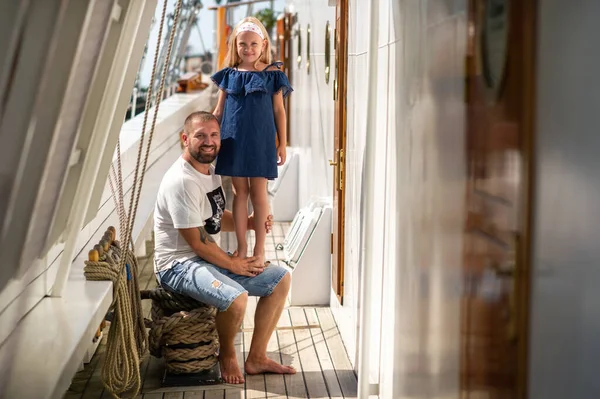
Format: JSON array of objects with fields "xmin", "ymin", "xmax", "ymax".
[{"xmin": 198, "ymin": 226, "xmax": 216, "ymax": 244}]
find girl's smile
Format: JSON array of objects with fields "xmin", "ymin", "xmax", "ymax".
[{"xmin": 236, "ymin": 31, "xmax": 265, "ymax": 65}]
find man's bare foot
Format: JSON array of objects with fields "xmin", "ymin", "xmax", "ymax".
[
  {"xmin": 220, "ymin": 354, "xmax": 245, "ymax": 384},
  {"xmin": 245, "ymin": 356, "xmax": 296, "ymax": 375}
]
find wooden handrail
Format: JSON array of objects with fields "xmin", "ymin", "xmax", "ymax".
[{"xmin": 176, "ymin": 72, "xmax": 208, "ymax": 93}]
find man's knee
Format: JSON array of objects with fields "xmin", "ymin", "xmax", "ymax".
[
  {"xmin": 272, "ymin": 272, "xmax": 291, "ymax": 296},
  {"xmin": 224, "ymin": 291, "xmax": 248, "ymax": 315}
]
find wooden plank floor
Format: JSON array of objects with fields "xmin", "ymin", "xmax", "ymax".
[{"xmin": 64, "ymin": 223, "xmax": 357, "ymax": 399}]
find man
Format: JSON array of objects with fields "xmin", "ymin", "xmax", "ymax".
[{"xmin": 153, "ymin": 111, "xmax": 295, "ymax": 384}]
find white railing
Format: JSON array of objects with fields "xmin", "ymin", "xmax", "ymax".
[{"xmin": 126, "ymin": 82, "xmax": 181, "ymax": 121}]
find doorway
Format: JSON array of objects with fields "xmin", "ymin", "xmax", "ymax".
[{"xmin": 330, "ymin": 0, "xmax": 349, "ymax": 304}]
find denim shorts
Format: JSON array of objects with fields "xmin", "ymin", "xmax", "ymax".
[{"xmin": 156, "ymin": 256, "xmax": 289, "ymax": 311}]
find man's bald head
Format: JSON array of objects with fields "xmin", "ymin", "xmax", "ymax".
[{"xmin": 184, "ymin": 111, "xmax": 219, "ymax": 134}]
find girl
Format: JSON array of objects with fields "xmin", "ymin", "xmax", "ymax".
[{"xmin": 211, "ymin": 17, "xmax": 292, "ymax": 267}]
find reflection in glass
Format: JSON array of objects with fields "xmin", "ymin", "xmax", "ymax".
[
  {"xmin": 325, "ymin": 21, "xmax": 331, "ymax": 84},
  {"xmin": 481, "ymin": 0, "xmax": 509, "ymax": 97},
  {"xmin": 296, "ymin": 25, "xmax": 302, "ymax": 68},
  {"xmin": 307, "ymin": 24, "xmax": 311, "ymax": 74}
]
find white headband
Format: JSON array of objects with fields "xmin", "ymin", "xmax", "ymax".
[{"xmin": 236, "ymin": 22, "xmax": 265, "ymax": 40}]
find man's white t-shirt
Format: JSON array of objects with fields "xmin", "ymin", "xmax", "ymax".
[{"xmin": 153, "ymin": 156, "xmax": 226, "ymax": 273}]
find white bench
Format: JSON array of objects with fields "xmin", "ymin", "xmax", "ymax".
[{"xmin": 0, "ymin": 90, "xmax": 215, "ymax": 399}]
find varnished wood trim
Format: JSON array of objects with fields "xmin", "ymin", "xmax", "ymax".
[
  {"xmin": 517, "ymin": 0, "xmax": 538, "ymax": 397},
  {"xmin": 334, "ymin": 0, "xmax": 349, "ymax": 303}
]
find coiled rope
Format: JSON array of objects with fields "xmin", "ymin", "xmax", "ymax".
[
  {"xmin": 141, "ymin": 289, "xmax": 219, "ymax": 374},
  {"xmin": 84, "ymin": 233, "xmax": 146, "ymax": 397},
  {"xmin": 83, "ymin": 0, "xmax": 184, "ymax": 396}
]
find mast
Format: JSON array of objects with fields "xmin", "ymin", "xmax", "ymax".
[{"xmin": 151, "ymin": 0, "xmax": 203, "ymax": 98}]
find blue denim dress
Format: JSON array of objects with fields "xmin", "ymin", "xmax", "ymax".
[{"xmin": 210, "ymin": 62, "xmax": 293, "ymax": 180}]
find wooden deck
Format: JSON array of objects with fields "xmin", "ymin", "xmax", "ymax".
[{"xmin": 63, "ymin": 223, "xmax": 357, "ymax": 399}]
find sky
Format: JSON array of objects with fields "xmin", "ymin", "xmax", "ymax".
[{"xmin": 139, "ymin": 0, "xmax": 286, "ymax": 87}]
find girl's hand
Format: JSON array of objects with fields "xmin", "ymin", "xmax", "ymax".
[{"xmin": 277, "ymin": 145, "xmax": 287, "ymax": 166}]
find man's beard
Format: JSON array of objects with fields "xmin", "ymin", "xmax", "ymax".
[{"xmin": 190, "ymin": 145, "xmax": 218, "ymax": 164}]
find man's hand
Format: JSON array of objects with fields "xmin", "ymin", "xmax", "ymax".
[
  {"xmin": 247, "ymin": 214, "xmax": 273, "ymax": 234},
  {"xmin": 229, "ymin": 252, "xmax": 265, "ymax": 276}
]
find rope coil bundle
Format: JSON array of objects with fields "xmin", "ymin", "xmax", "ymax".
[
  {"xmin": 83, "ymin": 227, "xmax": 147, "ymax": 397},
  {"xmin": 141, "ymin": 288, "xmax": 220, "ymax": 374}
]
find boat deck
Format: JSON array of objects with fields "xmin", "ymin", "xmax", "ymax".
[{"xmin": 63, "ymin": 223, "xmax": 358, "ymax": 399}]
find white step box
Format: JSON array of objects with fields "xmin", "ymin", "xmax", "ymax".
[
  {"xmin": 279, "ymin": 199, "xmax": 332, "ymax": 306},
  {"xmin": 268, "ymin": 147, "xmax": 300, "ymax": 222}
]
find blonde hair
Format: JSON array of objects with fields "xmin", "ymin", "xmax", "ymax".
[{"xmin": 224, "ymin": 17, "xmax": 272, "ymax": 68}]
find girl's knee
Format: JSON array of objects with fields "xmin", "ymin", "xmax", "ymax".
[
  {"xmin": 234, "ymin": 189, "xmax": 250, "ymax": 199},
  {"xmin": 250, "ymin": 191, "xmax": 268, "ymax": 206},
  {"xmin": 232, "ymin": 179, "xmax": 250, "ymax": 196},
  {"xmin": 249, "ymin": 177, "xmax": 268, "ymax": 189},
  {"xmin": 249, "ymin": 181, "xmax": 268, "ymax": 204}
]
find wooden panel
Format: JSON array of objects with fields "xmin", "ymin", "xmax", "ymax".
[
  {"xmin": 216, "ymin": 7, "xmax": 227, "ymax": 70},
  {"xmin": 461, "ymin": 0, "xmax": 537, "ymax": 398},
  {"xmin": 331, "ymin": 0, "xmax": 349, "ymax": 303},
  {"xmin": 275, "ymin": 13, "xmax": 293, "ymax": 145},
  {"xmin": 315, "ymin": 308, "xmax": 357, "ymax": 397},
  {"xmin": 305, "ymin": 309, "xmax": 344, "ymax": 399},
  {"xmin": 289, "ymin": 308, "xmax": 328, "ymax": 397}
]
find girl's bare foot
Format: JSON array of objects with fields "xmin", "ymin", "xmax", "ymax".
[
  {"xmin": 236, "ymin": 245, "xmax": 247, "ymax": 260},
  {"xmin": 253, "ymin": 252, "xmax": 265, "ymax": 269}
]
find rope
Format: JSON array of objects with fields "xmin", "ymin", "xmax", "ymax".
[
  {"xmin": 119, "ymin": 0, "xmax": 183, "ymax": 268},
  {"xmin": 108, "ymin": 166, "xmax": 126, "ymax": 239},
  {"xmin": 84, "ymin": 241, "xmax": 147, "ymax": 397},
  {"xmin": 142, "ymin": 289, "xmax": 219, "ymax": 374},
  {"xmin": 141, "ymin": 288, "xmax": 209, "ymax": 313},
  {"xmin": 82, "ymin": 0, "xmax": 184, "ymax": 396}
]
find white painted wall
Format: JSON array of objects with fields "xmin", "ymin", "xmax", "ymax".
[
  {"xmin": 528, "ymin": 1, "xmax": 600, "ymax": 397},
  {"xmin": 287, "ymin": 0, "xmax": 468, "ymax": 396},
  {"xmin": 386, "ymin": 2, "xmax": 467, "ymax": 396},
  {"xmin": 287, "ymin": 0, "xmax": 335, "ymax": 208}
]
